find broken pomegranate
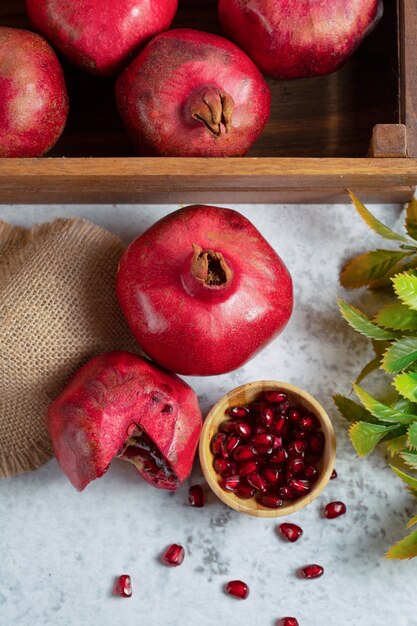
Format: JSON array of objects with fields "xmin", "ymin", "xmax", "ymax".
[
  {"xmin": 46, "ymin": 351, "xmax": 202, "ymax": 491},
  {"xmin": 116, "ymin": 28, "xmax": 270, "ymax": 157},
  {"xmin": 218, "ymin": 0, "xmax": 383, "ymax": 79},
  {"xmin": 115, "ymin": 575, "xmax": 132, "ymax": 598},
  {"xmin": 188, "ymin": 485, "xmax": 205, "ymax": 508},
  {"xmin": 225, "ymin": 580, "xmax": 249, "ymax": 600},
  {"xmin": 116, "ymin": 205, "xmax": 293, "ymax": 376},
  {"xmin": 300, "ymin": 564, "xmax": 324, "ymax": 579},
  {"xmin": 25, "ymin": 0, "xmax": 178, "ymax": 76},
  {"xmin": 325, "ymin": 501, "xmax": 346, "ymax": 519},
  {"xmin": 162, "ymin": 544, "xmax": 185, "ymax": 567},
  {"xmin": 211, "ymin": 391, "xmax": 326, "ymax": 507}
]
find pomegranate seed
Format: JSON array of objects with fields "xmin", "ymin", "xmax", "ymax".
[
  {"xmin": 162, "ymin": 544, "xmax": 185, "ymax": 567},
  {"xmin": 273, "ymin": 435, "xmax": 283, "ymax": 449},
  {"xmin": 278, "ymin": 523, "xmax": 303, "ymax": 543},
  {"xmin": 253, "ymin": 425, "xmax": 267, "ymax": 435},
  {"xmin": 288, "ymin": 479, "xmax": 311, "ymax": 495},
  {"xmin": 273, "ymin": 416, "xmax": 288, "ymax": 434},
  {"xmin": 280, "ymin": 401, "xmax": 290, "ymax": 414},
  {"xmin": 211, "ymin": 432, "xmax": 227, "ymax": 456},
  {"xmin": 260, "ymin": 405, "xmax": 274, "ymax": 427},
  {"xmin": 234, "ymin": 445, "xmax": 255, "ymax": 462},
  {"xmin": 237, "ymin": 460, "xmax": 259, "ymax": 476},
  {"xmin": 115, "ymin": 574, "xmax": 132, "ymax": 598},
  {"xmin": 220, "ymin": 475, "xmax": 240, "ymax": 492},
  {"xmin": 235, "ymin": 422, "xmax": 252, "ymax": 439},
  {"xmin": 270, "ymin": 448, "xmax": 289, "ymax": 464},
  {"xmin": 228, "ymin": 406, "xmax": 250, "ymax": 418},
  {"xmin": 247, "ymin": 472, "xmax": 267, "ymax": 493},
  {"xmin": 304, "ymin": 464, "xmax": 319, "ymax": 481},
  {"xmin": 213, "ymin": 457, "xmax": 230, "ymax": 475},
  {"xmin": 325, "ymin": 501, "xmax": 346, "ymax": 519},
  {"xmin": 251, "ymin": 433, "xmax": 274, "ymax": 454},
  {"xmin": 279, "ymin": 486, "xmax": 295, "ymax": 500},
  {"xmin": 264, "ymin": 391, "xmax": 287, "ymax": 403},
  {"xmin": 330, "ymin": 468, "xmax": 337, "ymax": 479},
  {"xmin": 222, "ymin": 462, "xmax": 238, "ymax": 478},
  {"xmin": 300, "ymin": 564, "xmax": 324, "ymax": 579},
  {"xmin": 225, "ymin": 434, "xmax": 241, "ymax": 456},
  {"xmin": 236, "ymin": 482, "xmax": 257, "ymax": 499},
  {"xmin": 258, "ymin": 494, "xmax": 283, "ymax": 508},
  {"xmin": 219, "ymin": 420, "xmax": 237, "ymax": 434},
  {"xmin": 308, "ymin": 432, "xmax": 324, "ymax": 456},
  {"xmin": 288, "ymin": 409, "xmax": 300, "ymax": 422},
  {"xmin": 263, "ymin": 467, "xmax": 282, "ymax": 485},
  {"xmin": 279, "ymin": 618, "xmax": 299, "ymax": 626},
  {"xmin": 287, "ymin": 440, "xmax": 306, "ymax": 458},
  {"xmin": 225, "ymin": 580, "xmax": 249, "ymax": 600},
  {"xmin": 292, "ymin": 428, "xmax": 309, "ymax": 440},
  {"xmin": 188, "ymin": 484, "xmax": 205, "ymax": 507},
  {"xmin": 286, "ymin": 458, "xmax": 304, "ymax": 476}
]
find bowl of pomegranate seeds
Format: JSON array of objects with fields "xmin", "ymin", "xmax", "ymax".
[{"xmin": 199, "ymin": 381, "xmax": 336, "ymax": 517}]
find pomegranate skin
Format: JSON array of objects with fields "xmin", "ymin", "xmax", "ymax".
[
  {"xmin": 116, "ymin": 205, "xmax": 293, "ymax": 376},
  {"xmin": 0, "ymin": 28, "xmax": 68, "ymax": 158},
  {"xmin": 218, "ymin": 0, "xmax": 383, "ymax": 79},
  {"xmin": 46, "ymin": 351, "xmax": 202, "ymax": 491},
  {"xmin": 25, "ymin": 0, "xmax": 178, "ymax": 77},
  {"xmin": 115, "ymin": 28, "xmax": 270, "ymax": 157}
]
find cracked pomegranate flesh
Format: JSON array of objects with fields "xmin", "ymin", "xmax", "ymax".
[
  {"xmin": 211, "ymin": 391, "xmax": 326, "ymax": 507},
  {"xmin": 115, "ymin": 28, "xmax": 270, "ymax": 156},
  {"xmin": 218, "ymin": 0, "xmax": 383, "ymax": 79},
  {"xmin": 0, "ymin": 27, "xmax": 68, "ymax": 157},
  {"xmin": 116, "ymin": 205, "xmax": 293, "ymax": 376},
  {"xmin": 46, "ymin": 351, "xmax": 202, "ymax": 491},
  {"xmin": 25, "ymin": 0, "xmax": 178, "ymax": 76},
  {"xmin": 115, "ymin": 575, "xmax": 132, "ymax": 598}
]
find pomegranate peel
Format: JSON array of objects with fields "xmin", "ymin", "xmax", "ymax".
[{"xmin": 46, "ymin": 351, "xmax": 202, "ymax": 491}]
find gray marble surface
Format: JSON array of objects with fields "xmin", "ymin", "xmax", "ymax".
[{"xmin": 1, "ymin": 202, "xmax": 416, "ymax": 626}]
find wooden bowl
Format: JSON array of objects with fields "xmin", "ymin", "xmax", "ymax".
[{"xmin": 199, "ymin": 381, "xmax": 336, "ymax": 518}]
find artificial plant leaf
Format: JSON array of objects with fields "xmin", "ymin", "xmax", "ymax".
[
  {"xmin": 354, "ymin": 357, "xmax": 381, "ymax": 385},
  {"xmin": 400, "ymin": 449, "xmax": 417, "ymax": 469},
  {"xmin": 390, "ymin": 465, "xmax": 417, "ymax": 490},
  {"xmin": 382, "ymin": 337, "xmax": 417, "ymax": 373},
  {"xmin": 407, "ymin": 421, "xmax": 417, "ymax": 449},
  {"xmin": 385, "ymin": 529, "xmax": 417, "ymax": 560},
  {"xmin": 340, "ymin": 250, "xmax": 411, "ymax": 289},
  {"xmin": 353, "ymin": 384, "xmax": 416, "ymax": 424},
  {"xmin": 374, "ymin": 303, "xmax": 417, "ymax": 331},
  {"xmin": 405, "ymin": 198, "xmax": 417, "ymax": 241},
  {"xmin": 393, "ymin": 371, "xmax": 417, "ymax": 402},
  {"xmin": 349, "ymin": 422, "xmax": 398, "ymax": 456},
  {"xmin": 333, "ymin": 394, "xmax": 378, "ymax": 424},
  {"xmin": 337, "ymin": 299, "xmax": 398, "ymax": 341},
  {"xmin": 392, "ymin": 272, "xmax": 417, "ymax": 311},
  {"xmin": 348, "ymin": 191, "xmax": 411, "ymax": 243},
  {"xmin": 407, "ymin": 514, "xmax": 417, "ymax": 529},
  {"xmin": 386, "ymin": 435, "xmax": 408, "ymax": 457}
]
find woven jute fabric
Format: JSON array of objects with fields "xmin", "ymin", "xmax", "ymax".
[{"xmin": 0, "ymin": 218, "xmax": 138, "ymax": 478}]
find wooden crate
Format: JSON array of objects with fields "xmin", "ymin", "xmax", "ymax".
[{"xmin": 0, "ymin": 0, "xmax": 416, "ymax": 204}]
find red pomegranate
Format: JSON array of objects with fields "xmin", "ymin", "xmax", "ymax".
[
  {"xmin": 218, "ymin": 0, "xmax": 383, "ymax": 79},
  {"xmin": 115, "ymin": 29, "xmax": 271, "ymax": 157},
  {"xmin": 0, "ymin": 27, "xmax": 68, "ymax": 158},
  {"xmin": 116, "ymin": 206, "xmax": 293, "ymax": 376},
  {"xmin": 46, "ymin": 351, "xmax": 202, "ymax": 491},
  {"xmin": 25, "ymin": 0, "xmax": 178, "ymax": 76}
]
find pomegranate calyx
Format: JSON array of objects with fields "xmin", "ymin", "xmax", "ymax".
[
  {"xmin": 189, "ymin": 86, "xmax": 234, "ymax": 137},
  {"xmin": 191, "ymin": 244, "xmax": 233, "ymax": 287}
]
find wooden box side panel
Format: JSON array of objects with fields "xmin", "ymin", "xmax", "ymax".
[{"xmin": 399, "ymin": 0, "xmax": 417, "ymax": 156}]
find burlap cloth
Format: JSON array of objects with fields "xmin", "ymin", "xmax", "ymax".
[{"xmin": 0, "ymin": 218, "xmax": 138, "ymax": 478}]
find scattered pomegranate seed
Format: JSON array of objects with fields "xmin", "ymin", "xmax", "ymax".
[
  {"xmin": 278, "ymin": 618, "xmax": 299, "ymax": 626},
  {"xmin": 330, "ymin": 468, "xmax": 338, "ymax": 479},
  {"xmin": 162, "ymin": 544, "xmax": 185, "ymax": 567},
  {"xmin": 300, "ymin": 564, "xmax": 324, "ymax": 579},
  {"xmin": 225, "ymin": 580, "xmax": 250, "ymax": 599},
  {"xmin": 325, "ymin": 501, "xmax": 346, "ymax": 519},
  {"xmin": 278, "ymin": 523, "xmax": 303, "ymax": 543},
  {"xmin": 115, "ymin": 574, "xmax": 132, "ymax": 598},
  {"xmin": 258, "ymin": 494, "xmax": 283, "ymax": 508},
  {"xmin": 188, "ymin": 484, "xmax": 205, "ymax": 507}
]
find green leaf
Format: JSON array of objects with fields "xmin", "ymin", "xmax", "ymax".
[
  {"xmin": 333, "ymin": 394, "xmax": 378, "ymax": 424},
  {"xmin": 400, "ymin": 450, "xmax": 417, "ymax": 469},
  {"xmin": 392, "ymin": 272, "xmax": 417, "ymax": 311},
  {"xmin": 353, "ymin": 384, "xmax": 416, "ymax": 424},
  {"xmin": 348, "ymin": 191, "xmax": 411, "ymax": 243},
  {"xmin": 386, "ymin": 529, "xmax": 417, "ymax": 559},
  {"xmin": 393, "ymin": 371, "xmax": 417, "ymax": 402},
  {"xmin": 408, "ymin": 422, "xmax": 417, "ymax": 449},
  {"xmin": 407, "ymin": 514, "xmax": 417, "ymax": 528},
  {"xmin": 382, "ymin": 337, "xmax": 417, "ymax": 373},
  {"xmin": 340, "ymin": 250, "xmax": 411, "ymax": 289},
  {"xmin": 349, "ymin": 422, "xmax": 399, "ymax": 456},
  {"xmin": 337, "ymin": 299, "xmax": 398, "ymax": 341},
  {"xmin": 390, "ymin": 465, "xmax": 417, "ymax": 490},
  {"xmin": 405, "ymin": 198, "xmax": 417, "ymax": 241},
  {"xmin": 354, "ymin": 357, "xmax": 381, "ymax": 385},
  {"xmin": 386, "ymin": 435, "xmax": 408, "ymax": 456},
  {"xmin": 374, "ymin": 303, "xmax": 417, "ymax": 331}
]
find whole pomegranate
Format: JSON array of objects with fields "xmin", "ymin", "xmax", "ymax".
[
  {"xmin": 116, "ymin": 206, "xmax": 293, "ymax": 376},
  {"xmin": 0, "ymin": 27, "xmax": 68, "ymax": 158},
  {"xmin": 46, "ymin": 351, "xmax": 202, "ymax": 491},
  {"xmin": 25, "ymin": 0, "xmax": 178, "ymax": 76},
  {"xmin": 115, "ymin": 29, "xmax": 270, "ymax": 157},
  {"xmin": 218, "ymin": 0, "xmax": 383, "ymax": 79}
]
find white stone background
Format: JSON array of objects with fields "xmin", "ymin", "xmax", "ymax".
[{"xmin": 1, "ymin": 201, "xmax": 416, "ymax": 626}]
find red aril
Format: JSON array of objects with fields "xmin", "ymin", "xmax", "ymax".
[
  {"xmin": 278, "ymin": 523, "xmax": 303, "ymax": 543},
  {"xmin": 331, "ymin": 469, "xmax": 338, "ymax": 480},
  {"xmin": 162, "ymin": 544, "xmax": 185, "ymax": 567},
  {"xmin": 304, "ymin": 465, "xmax": 319, "ymax": 481},
  {"xmin": 213, "ymin": 457, "xmax": 230, "ymax": 475},
  {"xmin": 234, "ymin": 446, "xmax": 256, "ymax": 462},
  {"xmin": 225, "ymin": 580, "xmax": 249, "ymax": 600},
  {"xmin": 237, "ymin": 461, "xmax": 259, "ymax": 477},
  {"xmin": 236, "ymin": 482, "xmax": 257, "ymax": 499},
  {"xmin": 247, "ymin": 472, "xmax": 267, "ymax": 493},
  {"xmin": 225, "ymin": 434, "xmax": 241, "ymax": 456},
  {"xmin": 300, "ymin": 564, "xmax": 324, "ymax": 579},
  {"xmin": 220, "ymin": 475, "xmax": 241, "ymax": 492},
  {"xmin": 115, "ymin": 574, "xmax": 132, "ymax": 598},
  {"xmin": 325, "ymin": 501, "xmax": 347, "ymax": 519},
  {"xmin": 263, "ymin": 467, "xmax": 282, "ymax": 485},
  {"xmin": 288, "ymin": 479, "xmax": 311, "ymax": 495},
  {"xmin": 259, "ymin": 494, "xmax": 283, "ymax": 508},
  {"xmin": 218, "ymin": 0, "xmax": 383, "ymax": 79},
  {"xmin": 116, "ymin": 29, "xmax": 270, "ymax": 157},
  {"xmin": 278, "ymin": 619, "xmax": 299, "ymax": 626},
  {"xmin": 308, "ymin": 432, "xmax": 325, "ymax": 457},
  {"xmin": 235, "ymin": 422, "xmax": 252, "ymax": 439},
  {"xmin": 264, "ymin": 391, "xmax": 287, "ymax": 404},
  {"xmin": 116, "ymin": 205, "xmax": 293, "ymax": 376},
  {"xmin": 211, "ymin": 433, "xmax": 227, "ymax": 456},
  {"xmin": 270, "ymin": 448, "xmax": 289, "ymax": 464},
  {"xmin": 228, "ymin": 406, "xmax": 250, "ymax": 418},
  {"xmin": 188, "ymin": 485, "xmax": 205, "ymax": 508}
]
